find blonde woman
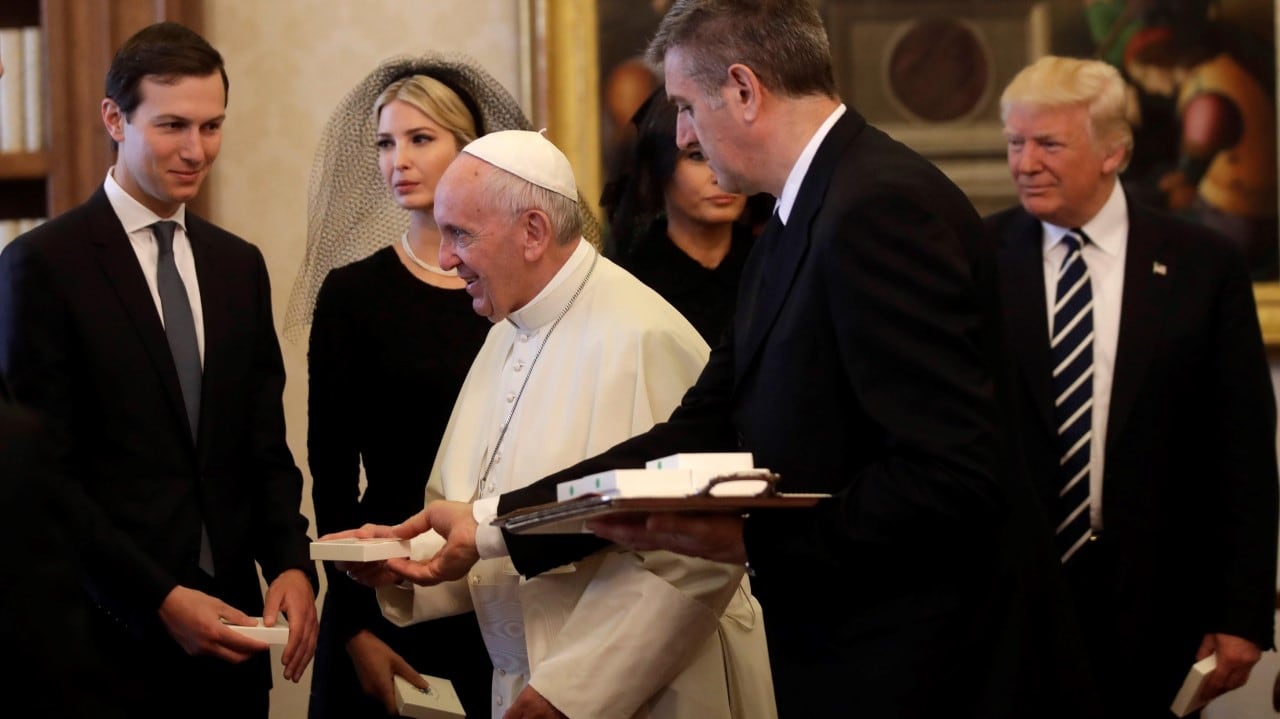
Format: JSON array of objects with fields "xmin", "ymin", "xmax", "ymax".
[{"xmin": 297, "ymin": 56, "xmax": 523, "ymax": 718}]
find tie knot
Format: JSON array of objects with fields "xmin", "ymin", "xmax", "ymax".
[
  {"xmin": 1064, "ymin": 228, "xmax": 1090, "ymax": 251},
  {"xmin": 152, "ymin": 221, "xmax": 178, "ymax": 255}
]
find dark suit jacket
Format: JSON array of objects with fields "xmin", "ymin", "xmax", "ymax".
[
  {"xmin": 0, "ymin": 187, "xmax": 315, "ymax": 699},
  {"xmin": 0, "ymin": 401, "xmax": 120, "ymax": 716},
  {"xmin": 499, "ymin": 110, "xmax": 1011, "ymax": 717},
  {"xmin": 987, "ymin": 199, "xmax": 1279, "ymax": 716}
]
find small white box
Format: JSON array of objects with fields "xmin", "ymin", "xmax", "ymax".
[
  {"xmin": 645, "ymin": 452, "xmax": 754, "ymax": 471},
  {"xmin": 1170, "ymin": 654, "xmax": 1217, "ymax": 717},
  {"xmin": 557, "ymin": 469, "xmax": 691, "ymax": 501},
  {"xmin": 394, "ymin": 674, "xmax": 466, "ymax": 718},
  {"xmin": 223, "ymin": 617, "xmax": 288, "ymax": 644},
  {"xmin": 310, "ymin": 538, "xmax": 412, "ymax": 562}
]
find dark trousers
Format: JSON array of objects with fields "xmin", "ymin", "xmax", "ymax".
[
  {"xmin": 308, "ymin": 603, "xmax": 492, "ymax": 719},
  {"xmin": 1064, "ymin": 535, "xmax": 1200, "ymax": 719}
]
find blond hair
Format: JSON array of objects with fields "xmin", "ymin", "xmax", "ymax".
[
  {"xmin": 1001, "ymin": 56, "xmax": 1133, "ymax": 170},
  {"xmin": 373, "ymin": 74, "xmax": 478, "ymax": 149}
]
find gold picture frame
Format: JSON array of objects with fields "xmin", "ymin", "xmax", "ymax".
[
  {"xmin": 530, "ymin": 0, "xmax": 1280, "ymax": 346},
  {"xmin": 526, "ymin": 0, "xmax": 602, "ymax": 223}
]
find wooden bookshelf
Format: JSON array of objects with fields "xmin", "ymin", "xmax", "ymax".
[
  {"xmin": 0, "ymin": 0, "xmax": 204, "ymax": 221},
  {"xmin": 0, "ymin": 151, "xmax": 48, "ymax": 180}
]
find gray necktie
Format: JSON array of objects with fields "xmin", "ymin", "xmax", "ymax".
[{"xmin": 152, "ymin": 221, "xmax": 214, "ymax": 575}]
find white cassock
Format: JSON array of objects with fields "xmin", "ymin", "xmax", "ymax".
[{"xmin": 377, "ymin": 240, "xmax": 776, "ymax": 719}]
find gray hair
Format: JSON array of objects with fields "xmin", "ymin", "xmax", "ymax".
[
  {"xmin": 645, "ymin": 0, "xmax": 836, "ymax": 103},
  {"xmin": 476, "ymin": 166, "xmax": 583, "ymax": 246}
]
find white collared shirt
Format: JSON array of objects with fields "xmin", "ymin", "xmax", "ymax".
[
  {"xmin": 775, "ymin": 103, "xmax": 847, "ymax": 224},
  {"xmin": 1040, "ymin": 180, "xmax": 1128, "ymax": 529},
  {"xmin": 103, "ymin": 169, "xmax": 206, "ymax": 363}
]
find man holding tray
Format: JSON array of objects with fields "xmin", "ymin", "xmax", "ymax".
[{"xmin": 331, "ymin": 129, "xmax": 774, "ymax": 719}]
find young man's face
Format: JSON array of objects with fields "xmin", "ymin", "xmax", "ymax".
[{"xmin": 102, "ymin": 73, "xmax": 226, "ymax": 216}]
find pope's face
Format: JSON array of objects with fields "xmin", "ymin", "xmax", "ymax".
[{"xmin": 435, "ymin": 157, "xmax": 539, "ymax": 322}]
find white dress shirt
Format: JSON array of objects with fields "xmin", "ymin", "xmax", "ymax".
[
  {"xmin": 1040, "ymin": 180, "xmax": 1129, "ymax": 529},
  {"xmin": 103, "ymin": 169, "xmax": 206, "ymax": 364},
  {"xmin": 775, "ymin": 103, "xmax": 847, "ymax": 223}
]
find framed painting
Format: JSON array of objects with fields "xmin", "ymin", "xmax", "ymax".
[{"xmin": 531, "ymin": 0, "xmax": 1280, "ymax": 344}]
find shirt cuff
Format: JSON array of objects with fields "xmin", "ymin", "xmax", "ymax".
[{"xmin": 472, "ymin": 497, "xmax": 508, "ymax": 559}]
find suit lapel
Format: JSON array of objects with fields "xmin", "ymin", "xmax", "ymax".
[
  {"xmin": 87, "ymin": 189, "xmax": 193, "ymax": 443},
  {"xmin": 734, "ymin": 216, "xmax": 810, "ymax": 382},
  {"xmin": 734, "ymin": 113, "xmax": 864, "ymax": 384},
  {"xmin": 1002, "ymin": 212, "xmax": 1056, "ymax": 438},
  {"xmin": 1106, "ymin": 204, "xmax": 1167, "ymax": 450}
]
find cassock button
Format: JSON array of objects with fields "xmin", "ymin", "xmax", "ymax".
[
  {"xmin": 498, "ymin": 669, "xmax": 506, "ymax": 676},
  {"xmin": 506, "ymin": 392, "xmax": 516, "ymax": 403},
  {"xmin": 519, "ymin": 334, "xmax": 529, "ymax": 343},
  {"xmin": 513, "ymin": 361, "xmax": 524, "ymax": 372},
  {"xmin": 493, "ymin": 452, "xmax": 502, "ymax": 464},
  {"xmin": 496, "ymin": 697, "xmax": 504, "ymax": 707}
]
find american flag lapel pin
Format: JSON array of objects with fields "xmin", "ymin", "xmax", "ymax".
[{"xmin": 1152, "ymin": 261, "xmax": 1167, "ymax": 276}]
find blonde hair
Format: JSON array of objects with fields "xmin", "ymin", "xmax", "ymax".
[
  {"xmin": 1001, "ymin": 56, "xmax": 1133, "ymax": 170},
  {"xmin": 373, "ymin": 74, "xmax": 478, "ymax": 149}
]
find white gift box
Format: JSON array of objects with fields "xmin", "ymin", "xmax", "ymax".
[
  {"xmin": 394, "ymin": 674, "xmax": 466, "ymax": 718},
  {"xmin": 310, "ymin": 538, "xmax": 412, "ymax": 562},
  {"xmin": 222, "ymin": 617, "xmax": 288, "ymax": 644}
]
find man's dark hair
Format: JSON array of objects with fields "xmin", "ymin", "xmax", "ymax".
[
  {"xmin": 646, "ymin": 0, "xmax": 836, "ymax": 101},
  {"xmin": 105, "ymin": 22, "xmax": 228, "ymax": 118}
]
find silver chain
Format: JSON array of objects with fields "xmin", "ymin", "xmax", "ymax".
[{"xmin": 476, "ymin": 250, "xmax": 599, "ymax": 492}]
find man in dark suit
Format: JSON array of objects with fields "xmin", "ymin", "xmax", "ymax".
[
  {"xmin": 0, "ymin": 385, "xmax": 118, "ymax": 716},
  {"xmin": 351, "ymin": 2, "xmax": 1031, "ymax": 716},
  {"xmin": 0, "ymin": 23, "xmax": 317, "ymax": 717},
  {"xmin": 987, "ymin": 55, "xmax": 1277, "ymax": 718}
]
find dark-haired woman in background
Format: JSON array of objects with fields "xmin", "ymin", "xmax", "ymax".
[{"xmin": 603, "ymin": 88, "xmax": 770, "ymax": 345}]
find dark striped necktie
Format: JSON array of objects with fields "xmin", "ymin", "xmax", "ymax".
[{"xmin": 1052, "ymin": 229, "xmax": 1093, "ymax": 563}]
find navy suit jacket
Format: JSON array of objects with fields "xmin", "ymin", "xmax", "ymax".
[
  {"xmin": 499, "ymin": 110, "xmax": 1013, "ymax": 717},
  {"xmin": 0, "ymin": 187, "xmax": 315, "ymax": 662},
  {"xmin": 987, "ymin": 199, "xmax": 1278, "ymax": 709}
]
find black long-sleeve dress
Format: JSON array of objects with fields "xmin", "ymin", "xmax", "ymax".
[
  {"xmin": 307, "ymin": 246, "xmax": 493, "ymax": 718},
  {"xmin": 619, "ymin": 218, "xmax": 754, "ymax": 346}
]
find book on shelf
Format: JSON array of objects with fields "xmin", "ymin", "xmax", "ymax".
[
  {"xmin": 0, "ymin": 220, "xmax": 16, "ymax": 251},
  {"xmin": 0, "ymin": 26, "xmax": 25, "ymax": 153},
  {"xmin": 0, "ymin": 218, "xmax": 46, "ymax": 252},
  {"xmin": 16, "ymin": 217, "xmax": 44, "ymax": 234},
  {"xmin": 22, "ymin": 26, "xmax": 41, "ymax": 152}
]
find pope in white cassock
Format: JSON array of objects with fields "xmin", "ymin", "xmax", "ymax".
[{"xmin": 336, "ymin": 130, "xmax": 775, "ymax": 719}]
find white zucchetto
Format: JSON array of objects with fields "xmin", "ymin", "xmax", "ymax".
[{"xmin": 461, "ymin": 129, "xmax": 578, "ymax": 200}]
